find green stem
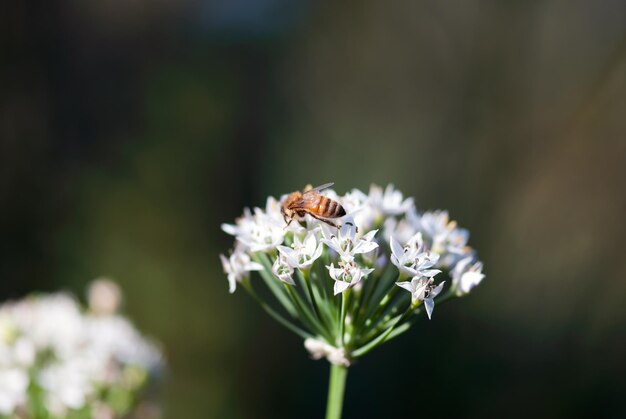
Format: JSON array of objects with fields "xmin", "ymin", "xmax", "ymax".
[
  {"xmin": 311, "ymin": 269, "xmax": 337, "ymax": 330},
  {"xmin": 325, "ymin": 363, "xmax": 348, "ymax": 419},
  {"xmin": 242, "ymin": 282, "xmax": 312, "ymax": 340},
  {"xmin": 285, "ymin": 285, "xmax": 333, "ymax": 342},
  {"xmin": 358, "ymin": 272, "xmax": 400, "ymax": 330},
  {"xmin": 352, "ymin": 307, "xmax": 413, "ymax": 358},
  {"xmin": 301, "ymin": 269, "xmax": 323, "ymax": 322},
  {"xmin": 339, "ymin": 292, "xmax": 347, "ymax": 346},
  {"xmin": 363, "ymin": 286, "xmax": 399, "ymax": 331},
  {"xmin": 252, "ymin": 253, "xmax": 297, "ymax": 317}
]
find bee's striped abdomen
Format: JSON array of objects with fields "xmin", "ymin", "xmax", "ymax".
[{"xmin": 317, "ymin": 196, "xmax": 345, "ymax": 218}]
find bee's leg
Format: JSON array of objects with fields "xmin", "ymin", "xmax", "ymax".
[
  {"xmin": 309, "ymin": 214, "xmax": 340, "ymax": 229},
  {"xmin": 323, "ymin": 219, "xmax": 340, "ymax": 229}
]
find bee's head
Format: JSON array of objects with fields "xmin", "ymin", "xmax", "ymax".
[{"xmin": 281, "ymin": 205, "xmax": 294, "ymax": 224}]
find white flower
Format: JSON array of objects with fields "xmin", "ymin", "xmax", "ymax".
[
  {"xmin": 84, "ymin": 316, "xmax": 162, "ymax": 374},
  {"xmin": 368, "ymin": 184, "xmax": 414, "ymax": 217},
  {"xmin": 277, "ymin": 230, "xmax": 323, "ymax": 271},
  {"xmin": 87, "ymin": 279, "xmax": 122, "ymax": 316},
  {"xmin": 396, "ymin": 277, "xmax": 445, "ymax": 319},
  {"xmin": 39, "ymin": 361, "xmax": 92, "ymax": 414},
  {"xmin": 266, "ymin": 196, "xmax": 307, "ymax": 234},
  {"xmin": 418, "ymin": 210, "xmax": 472, "ymax": 268},
  {"xmin": 383, "ymin": 215, "xmax": 417, "ymax": 247},
  {"xmin": 327, "ymin": 262, "xmax": 374, "ymax": 295},
  {"xmin": 451, "ymin": 257, "xmax": 485, "ymax": 296},
  {"xmin": 221, "ymin": 208, "xmax": 285, "ymax": 253},
  {"xmin": 6, "ymin": 294, "xmax": 84, "ymax": 360},
  {"xmin": 389, "ymin": 234, "xmax": 441, "ymax": 279},
  {"xmin": 221, "ymin": 183, "xmax": 486, "ymax": 356},
  {"xmin": 0, "ymin": 368, "xmax": 28, "ymax": 415},
  {"xmin": 12, "ymin": 338, "xmax": 35, "ymax": 367},
  {"xmin": 304, "ymin": 338, "xmax": 350, "ymax": 366},
  {"xmin": 321, "ymin": 221, "xmax": 379, "ymax": 263},
  {"xmin": 0, "ymin": 289, "xmax": 163, "ymax": 417},
  {"xmin": 220, "ymin": 249, "xmax": 264, "ymax": 293},
  {"xmin": 339, "ymin": 189, "xmax": 375, "ymax": 230},
  {"xmin": 272, "ymin": 256, "xmax": 296, "ymax": 285}
]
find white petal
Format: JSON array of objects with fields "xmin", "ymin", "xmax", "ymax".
[
  {"xmin": 312, "ymin": 243, "xmax": 323, "ymax": 261},
  {"xmin": 419, "ymin": 269, "xmax": 442, "ymax": 278},
  {"xmin": 219, "ymin": 254, "xmax": 230, "ymax": 273},
  {"xmin": 398, "ymin": 265, "xmax": 418, "ymax": 277},
  {"xmin": 221, "ymin": 223, "xmax": 238, "ymax": 236},
  {"xmin": 246, "ymin": 261, "xmax": 264, "ymax": 271},
  {"xmin": 354, "ymin": 240, "xmax": 379, "ymax": 255},
  {"xmin": 431, "ymin": 281, "xmax": 445, "ymax": 298},
  {"xmin": 349, "ymin": 270, "xmax": 363, "ymax": 285},
  {"xmin": 452, "ymin": 256, "xmax": 473, "ymax": 277},
  {"xmin": 396, "ymin": 281, "xmax": 414, "ymax": 293},
  {"xmin": 389, "ymin": 236, "xmax": 404, "ymax": 260},
  {"xmin": 424, "ymin": 298, "xmax": 435, "ymax": 319},
  {"xmin": 277, "ymin": 246, "xmax": 299, "ymax": 267},
  {"xmin": 321, "ymin": 239, "xmax": 342, "ymax": 255},
  {"xmin": 326, "ymin": 264, "xmax": 340, "ymax": 280},
  {"xmin": 320, "ymin": 223, "xmax": 336, "ymax": 240},
  {"xmin": 303, "ymin": 232, "xmax": 317, "ymax": 255},
  {"xmin": 459, "ymin": 272, "xmax": 484, "ymax": 294},
  {"xmin": 362, "ymin": 229, "xmax": 378, "ymax": 241},
  {"xmin": 228, "ymin": 274, "xmax": 237, "ymax": 293},
  {"xmin": 334, "ymin": 280, "xmax": 351, "ymax": 295},
  {"xmin": 280, "ymin": 275, "xmax": 296, "ymax": 285},
  {"xmin": 414, "ymin": 281, "xmax": 428, "ymax": 300},
  {"xmin": 339, "ymin": 222, "xmax": 354, "ymax": 241}
]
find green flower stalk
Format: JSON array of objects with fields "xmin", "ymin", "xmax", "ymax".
[{"xmin": 220, "ymin": 184, "xmax": 485, "ymax": 419}]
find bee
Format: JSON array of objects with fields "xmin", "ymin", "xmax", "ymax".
[{"xmin": 281, "ymin": 182, "xmax": 347, "ymax": 228}]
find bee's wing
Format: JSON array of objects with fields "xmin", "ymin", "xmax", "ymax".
[{"xmin": 303, "ymin": 182, "xmax": 334, "ymax": 195}]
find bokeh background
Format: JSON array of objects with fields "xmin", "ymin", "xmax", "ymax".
[{"xmin": 2, "ymin": 1, "xmax": 625, "ymax": 417}]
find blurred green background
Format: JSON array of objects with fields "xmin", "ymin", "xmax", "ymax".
[{"xmin": 2, "ymin": 0, "xmax": 625, "ymax": 417}]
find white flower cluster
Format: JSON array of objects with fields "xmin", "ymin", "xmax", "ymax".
[
  {"xmin": 0, "ymin": 280, "xmax": 163, "ymax": 418},
  {"xmin": 221, "ymin": 184, "xmax": 485, "ymax": 363}
]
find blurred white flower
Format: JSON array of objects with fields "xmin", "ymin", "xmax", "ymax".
[
  {"xmin": 277, "ymin": 230, "xmax": 323, "ymax": 271},
  {"xmin": 389, "ymin": 234, "xmax": 441, "ymax": 279},
  {"xmin": 272, "ymin": 256, "xmax": 296, "ymax": 285},
  {"xmin": 0, "ymin": 368, "xmax": 28, "ymax": 415},
  {"xmin": 396, "ymin": 277, "xmax": 445, "ymax": 319},
  {"xmin": 221, "ymin": 208, "xmax": 285, "ymax": 253},
  {"xmin": 84, "ymin": 315, "xmax": 162, "ymax": 374},
  {"xmin": 12, "ymin": 338, "xmax": 35, "ymax": 367},
  {"xmin": 451, "ymin": 257, "xmax": 485, "ymax": 296},
  {"xmin": 220, "ymin": 248, "xmax": 264, "ymax": 293},
  {"xmin": 6, "ymin": 294, "xmax": 84, "ymax": 359},
  {"xmin": 368, "ymin": 184, "xmax": 414, "ymax": 217},
  {"xmin": 418, "ymin": 210, "xmax": 473, "ymax": 268},
  {"xmin": 304, "ymin": 338, "xmax": 350, "ymax": 366},
  {"xmin": 0, "ymin": 285, "xmax": 163, "ymax": 417},
  {"xmin": 0, "ymin": 316, "xmax": 16, "ymax": 346},
  {"xmin": 88, "ymin": 278, "xmax": 122, "ymax": 316},
  {"xmin": 39, "ymin": 361, "xmax": 92, "ymax": 414},
  {"xmin": 383, "ymin": 215, "xmax": 417, "ymax": 247},
  {"xmin": 327, "ymin": 262, "xmax": 374, "ymax": 295}
]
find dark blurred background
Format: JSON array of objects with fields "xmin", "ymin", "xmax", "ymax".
[{"xmin": 2, "ymin": 0, "xmax": 625, "ymax": 417}]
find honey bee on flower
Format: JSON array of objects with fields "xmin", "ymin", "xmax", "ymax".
[{"xmin": 220, "ymin": 183, "xmax": 485, "ymax": 419}]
